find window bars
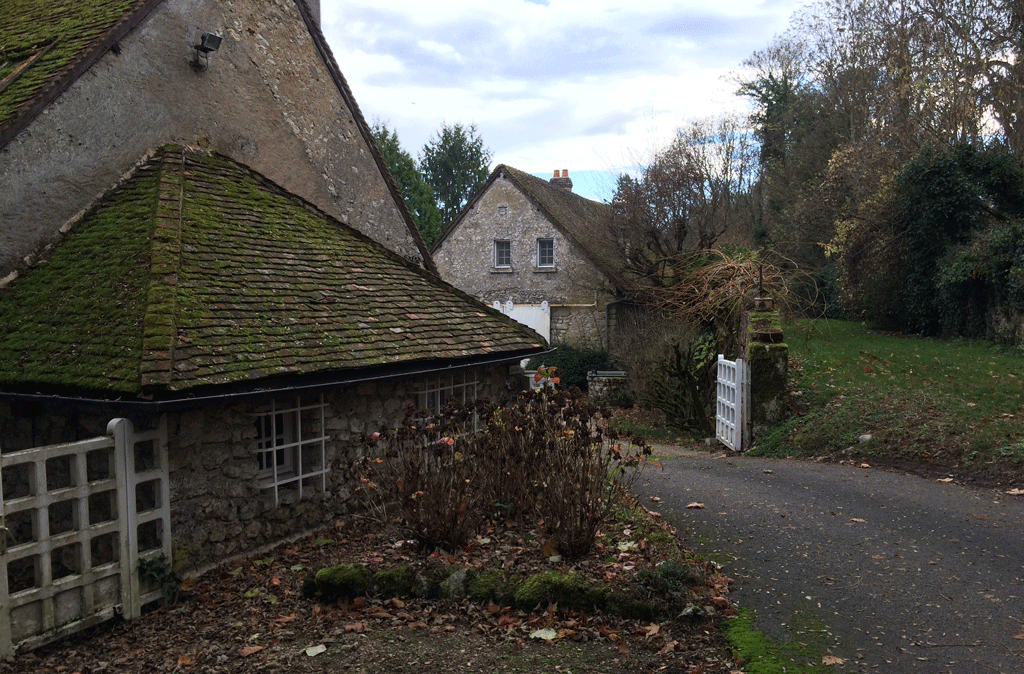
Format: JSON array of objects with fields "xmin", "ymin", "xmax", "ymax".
[{"xmin": 253, "ymin": 394, "xmax": 328, "ymax": 505}]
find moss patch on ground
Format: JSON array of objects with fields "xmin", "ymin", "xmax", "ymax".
[{"xmin": 725, "ymin": 607, "xmax": 837, "ymax": 673}]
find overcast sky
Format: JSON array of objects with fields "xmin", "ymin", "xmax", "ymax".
[{"xmin": 320, "ymin": 0, "xmax": 807, "ymax": 201}]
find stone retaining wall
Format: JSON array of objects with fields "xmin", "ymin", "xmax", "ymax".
[{"xmin": 586, "ymin": 371, "xmax": 630, "ymax": 405}]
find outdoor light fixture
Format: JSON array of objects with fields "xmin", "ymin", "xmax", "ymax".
[{"xmin": 190, "ymin": 31, "xmax": 222, "ymax": 71}]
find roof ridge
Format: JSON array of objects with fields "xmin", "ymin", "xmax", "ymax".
[{"xmin": 139, "ymin": 146, "xmax": 185, "ymax": 391}]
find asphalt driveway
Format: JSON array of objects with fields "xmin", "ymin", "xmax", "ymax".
[{"xmin": 637, "ymin": 446, "xmax": 1024, "ymax": 673}]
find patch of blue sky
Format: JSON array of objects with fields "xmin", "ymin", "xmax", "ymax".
[{"xmin": 529, "ymin": 168, "xmax": 637, "ymax": 203}]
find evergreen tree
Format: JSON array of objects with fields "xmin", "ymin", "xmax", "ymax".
[
  {"xmin": 419, "ymin": 122, "xmax": 492, "ymax": 225},
  {"xmin": 371, "ymin": 122, "xmax": 443, "ymax": 246}
]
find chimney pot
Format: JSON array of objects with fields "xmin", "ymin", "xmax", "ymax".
[{"xmin": 549, "ymin": 169, "xmax": 574, "ymax": 192}]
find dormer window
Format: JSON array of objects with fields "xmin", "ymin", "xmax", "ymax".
[
  {"xmin": 494, "ymin": 240, "xmax": 511, "ymax": 268},
  {"xmin": 537, "ymin": 238, "xmax": 554, "ymax": 268}
]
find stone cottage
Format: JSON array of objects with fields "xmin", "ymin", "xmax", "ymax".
[
  {"xmin": 432, "ymin": 166, "xmax": 627, "ymax": 349},
  {"xmin": 0, "ymin": 0, "xmax": 545, "ymax": 595}
]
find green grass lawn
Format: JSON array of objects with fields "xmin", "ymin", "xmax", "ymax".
[{"xmin": 753, "ymin": 319, "xmax": 1024, "ymax": 481}]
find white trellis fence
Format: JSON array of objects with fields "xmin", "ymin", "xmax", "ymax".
[{"xmin": 0, "ymin": 418, "xmax": 170, "ymax": 656}]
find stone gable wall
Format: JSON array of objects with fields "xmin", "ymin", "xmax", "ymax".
[
  {"xmin": 433, "ymin": 175, "xmax": 616, "ymax": 347},
  {"xmin": 1, "ymin": 0, "xmax": 421, "ymax": 276}
]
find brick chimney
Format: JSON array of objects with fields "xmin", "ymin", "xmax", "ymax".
[{"xmin": 549, "ymin": 169, "xmax": 573, "ymax": 192}]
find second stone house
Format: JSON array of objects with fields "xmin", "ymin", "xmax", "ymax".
[{"xmin": 432, "ymin": 166, "xmax": 627, "ymax": 350}]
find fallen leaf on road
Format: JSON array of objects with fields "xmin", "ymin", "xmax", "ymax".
[
  {"xmin": 177, "ymin": 655, "xmax": 195, "ymax": 665},
  {"xmin": 1014, "ymin": 634, "xmax": 1024, "ymax": 640},
  {"xmin": 686, "ymin": 502, "xmax": 706, "ymax": 509},
  {"xmin": 859, "ymin": 463, "xmax": 871, "ymax": 468},
  {"xmin": 650, "ymin": 496, "xmax": 662, "ymax": 502},
  {"xmin": 822, "ymin": 654, "xmax": 844, "ymax": 665},
  {"xmin": 850, "ymin": 518, "xmax": 866, "ymax": 523},
  {"xmin": 763, "ymin": 469, "xmax": 774, "ymax": 474},
  {"xmin": 937, "ymin": 477, "xmax": 954, "ymax": 483},
  {"xmin": 1006, "ymin": 488, "xmax": 1024, "ymax": 495},
  {"xmin": 644, "ymin": 623, "xmax": 660, "ymax": 637},
  {"xmin": 530, "ymin": 628, "xmax": 558, "ymax": 641},
  {"xmin": 239, "ymin": 646, "xmax": 264, "ymax": 657}
]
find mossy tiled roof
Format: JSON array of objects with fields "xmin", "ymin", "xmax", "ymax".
[
  {"xmin": 0, "ymin": 0, "xmax": 154, "ymax": 144},
  {"xmin": 0, "ymin": 146, "xmax": 545, "ymax": 399}
]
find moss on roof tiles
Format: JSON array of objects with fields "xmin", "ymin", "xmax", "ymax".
[
  {"xmin": 0, "ymin": 146, "xmax": 543, "ymax": 399},
  {"xmin": 0, "ymin": 162, "xmax": 157, "ymax": 395},
  {"xmin": 0, "ymin": 0, "xmax": 147, "ymax": 133}
]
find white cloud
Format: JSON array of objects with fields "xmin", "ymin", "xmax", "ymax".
[
  {"xmin": 416, "ymin": 40, "xmax": 464, "ymax": 62},
  {"xmin": 320, "ymin": 0, "xmax": 806, "ymax": 201}
]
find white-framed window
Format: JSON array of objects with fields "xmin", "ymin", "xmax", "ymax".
[
  {"xmin": 537, "ymin": 238, "xmax": 554, "ymax": 267},
  {"xmin": 253, "ymin": 393, "xmax": 329, "ymax": 505},
  {"xmin": 494, "ymin": 240, "xmax": 511, "ymax": 268},
  {"xmin": 256, "ymin": 412, "xmax": 295, "ymax": 477},
  {"xmin": 415, "ymin": 369, "xmax": 479, "ymax": 417}
]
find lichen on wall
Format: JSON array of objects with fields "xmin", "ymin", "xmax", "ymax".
[{"xmin": 746, "ymin": 329, "xmax": 788, "ymax": 430}]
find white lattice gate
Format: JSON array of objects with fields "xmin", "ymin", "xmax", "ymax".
[
  {"xmin": 0, "ymin": 417, "xmax": 170, "ymax": 656},
  {"xmin": 716, "ymin": 355, "xmax": 749, "ymax": 452}
]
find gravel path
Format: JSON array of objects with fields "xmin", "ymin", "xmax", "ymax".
[{"xmin": 638, "ymin": 446, "xmax": 1024, "ymax": 673}]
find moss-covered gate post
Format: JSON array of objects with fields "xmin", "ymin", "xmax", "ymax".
[{"xmin": 741, "ymin": 296, "xmax": 788, "ymax": 442}]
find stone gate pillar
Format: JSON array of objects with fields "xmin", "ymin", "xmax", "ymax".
[{"xmin": 741, "ymin": 296, "xmax": 788, "ymax": 440}]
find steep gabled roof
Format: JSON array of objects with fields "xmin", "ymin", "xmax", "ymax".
[
  {"xmin": 435, "ymin": 165, "xmax": 626, "ymax": 290},
  {"xmin": 0, "ymin": 0, "xmax": 161, "ymax": 148},
  {"xmin": 0, "ymin": 0, "xmax": 436, "ymax": 272},
  {"xmin": 0, "ymin": 146, "xmax": 544, "ymax": 400}
]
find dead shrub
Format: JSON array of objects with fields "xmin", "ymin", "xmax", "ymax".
[{"xmin": 357, "ymin": 390, "xmax": 651, "ymax": 559}]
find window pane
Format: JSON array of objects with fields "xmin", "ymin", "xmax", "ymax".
[
  {"xmin": 537, "ymin": 239, "xmax": 554, "ymax": 267},
  {"xmin": 494, "ymin": 240, "xmax": 511, "ymax": 267},
  {"xmin": 253, "ymin": 395, "xmax": 329, "ymax": 504}
]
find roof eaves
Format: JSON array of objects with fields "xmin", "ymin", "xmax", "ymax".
[
  {"xmin": 0, "ymin": 345, "xmax": 551, "ymax": 411},
  {"xmin": 0, "ymin": 0, "xmax": 165, "ymax": 152}
]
